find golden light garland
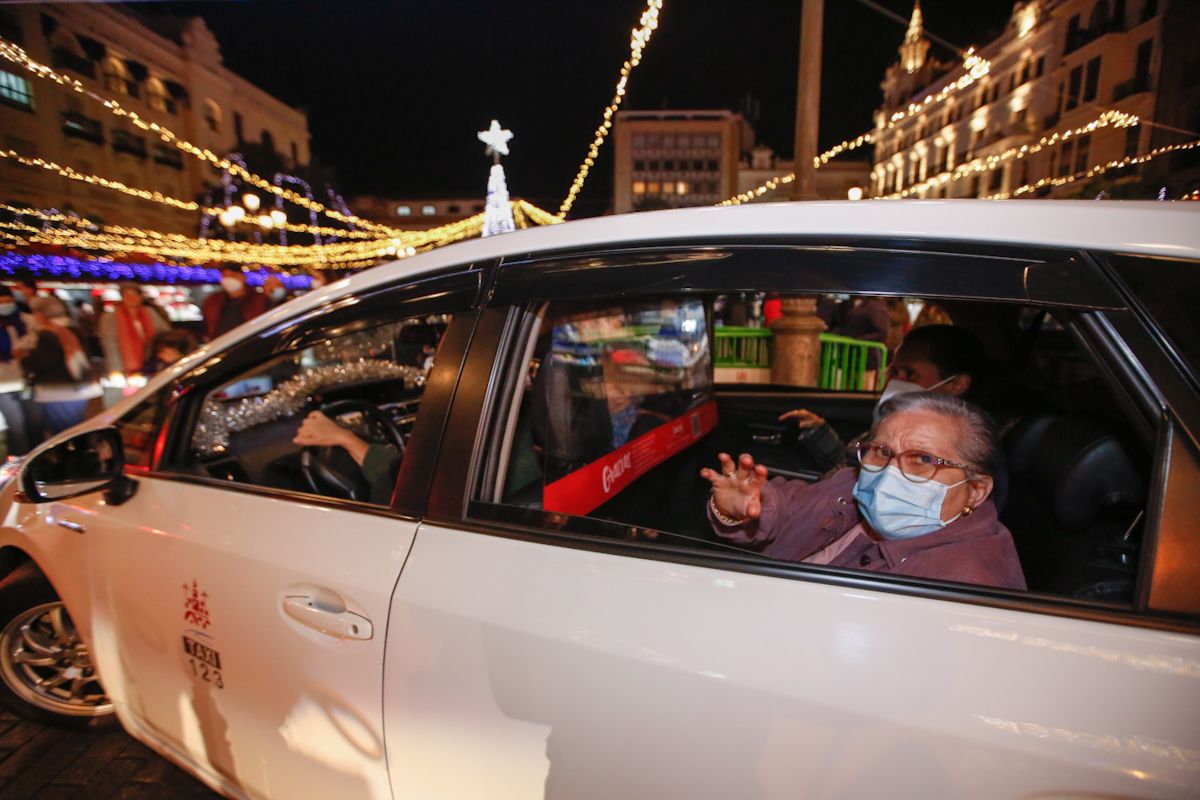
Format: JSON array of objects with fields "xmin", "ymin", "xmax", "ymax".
[
  {"xmin": 719, "ymin": 50, "xmax": 992, "ymax": 207},
  {"xmin": 1, "ymin": 199, "xmax": 561, "ymax": 270},
  {"xmin": 982, "ymin": 138, "xmax": 1200, "ymax": 200},
  {"xmin": 884, "ymin": 48, "xmax": 990, "ymax": 130},
  {"xmin": 1, "ymin": 148, "xmax": 200, "ymax": 211},
  {"xmin": 557, "ymin": 0, "xmax": 663, "ymax": 218},
  {"xmin": 877, "ymin": 110, "xmax": 1139, "ymax": 200},
  {"xmin": 0, "ymin": 36, "xmax": 406, "ymax": 237}
]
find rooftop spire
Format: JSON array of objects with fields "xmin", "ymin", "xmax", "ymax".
[{"xmin": 899, "ymin": 0, "xmax": 930, "ymax": 73}]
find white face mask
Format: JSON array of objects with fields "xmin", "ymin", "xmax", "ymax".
[
  {"xmin": 220, "ymin": 276, "xmax": 244, "ymax": 293},
  {"xmin": 876, "ymin": 372, "xmax": 958, "ymax": 409},
  {"xmin": 853, "ymin": 464, "xmax": 970, "ymax": 539}
]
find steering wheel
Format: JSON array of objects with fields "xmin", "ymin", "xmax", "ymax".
[{"xmin": 299, "ymin": 399, "xmax": 407, "ymax": 502}]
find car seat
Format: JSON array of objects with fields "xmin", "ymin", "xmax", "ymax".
[{"xmin": 1000, "ymin": 415, "xmax": 1145, "ymax": 601}]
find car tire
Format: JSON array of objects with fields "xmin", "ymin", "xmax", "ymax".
[{"xmin": 0, "ymin": 564, "xmax": 115, "ymax": 729}]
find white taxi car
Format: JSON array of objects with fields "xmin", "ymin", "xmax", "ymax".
[{"xmin": 1, "ymin": 200, "xmax": 1198, "ymax": 799}]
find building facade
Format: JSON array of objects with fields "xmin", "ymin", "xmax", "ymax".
[
  {"xmin": 612, "ymin": 110, "xmax": 746, "ymax": 214},
  {"xmin": 349, "ymin": 195, "xmax": 485, "ymax": 230},
  {"xmin": 0, "ymin": 4, "xmax": 311, "ymax": 235},
  {"xmin": 870, "ymin": 0, "xmax": 1191, "ymax": 200}
]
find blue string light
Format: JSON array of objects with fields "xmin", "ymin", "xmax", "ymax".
[{"xmin": 0, "ymin": 253, "xmax": 312, "ymax": 290}]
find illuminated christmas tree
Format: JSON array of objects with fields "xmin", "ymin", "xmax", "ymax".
[{"xmin": 477, "ymin": 119, "xmax": 516, "ymax": 237}]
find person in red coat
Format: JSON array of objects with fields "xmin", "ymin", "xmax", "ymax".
[{"xmin": 203, "ymin": 265, "xmax": 267, "ymax": 341}]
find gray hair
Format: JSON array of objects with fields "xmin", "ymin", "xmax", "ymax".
[
  {"xmin": 871, "ymin": 390, "xmax": 1001, "ymax": 476},
  {"xmin": 29, "ymin": 295, "xmax": 68, "ymax": 319}
]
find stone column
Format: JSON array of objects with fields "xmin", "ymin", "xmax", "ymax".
[{"xmin": 768, "ymin": 297, "xmax": 826, "ymax": 386}]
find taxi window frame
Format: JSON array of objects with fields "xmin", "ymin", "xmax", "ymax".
[
  {"xmin": 430, "ymin": 238, "xmax": 1198, "ymax": 634},
  {"xmin": 148, "ymin": 263, "xmax": 490, "ymax": 520}
]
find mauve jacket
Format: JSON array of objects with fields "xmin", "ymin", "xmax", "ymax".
[{"xmin": 711, "ymin": 468, "xmax": 1027, "ymax": 590}]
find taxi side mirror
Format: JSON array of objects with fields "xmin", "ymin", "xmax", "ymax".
[{"xmin": 19, "ymin": 428, "xmax": 137, "ymax": 506}]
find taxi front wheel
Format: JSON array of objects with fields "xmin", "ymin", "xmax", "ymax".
[{"xmin": 0, "ymin": 564, "xmax": 115, "ymax": 729}]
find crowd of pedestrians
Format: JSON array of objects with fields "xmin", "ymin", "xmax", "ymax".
[{"xmin": 0, "ymin": 266, "xmax": 315, "ymax": 459}]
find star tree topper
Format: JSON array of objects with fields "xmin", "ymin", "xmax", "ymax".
[
  {"xmin": 478, "ymin": 119, "xmax": 514, "ymax": 163},
  {"xmin": 477, "ymin": 119, "xmax": 516, "ymax": 237}
]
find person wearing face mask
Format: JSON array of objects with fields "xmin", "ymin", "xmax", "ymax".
[
  {"xmin": 0, "ymin": 286, "xmax": 37, "ymax": 456},
  {"xmin": 98, "ymin": 282, "xmax": 170, "ymax": 376},
  {"xmin": 203, "ymin": 264, "xmax": 267, "ymax": 341},
  {"xmin": 24, "ymin": 295, "xmax": 103, "ymax": 435},
  {"xmin": 702, "ymin": 391, "xmax": 1024, "ymax": 589},
  {"xmin": 779, "ymin": 324, "xmax": 985, "ymax": 472}
]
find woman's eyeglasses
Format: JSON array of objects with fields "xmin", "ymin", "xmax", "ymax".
[{"xmin": 855, "ymin": 441, "xmax": 977, "ymax": 483}]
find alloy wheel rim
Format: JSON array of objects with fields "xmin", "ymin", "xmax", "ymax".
[{"xmin": 0, "ymin": 601, "xmax": 112, "ymax": 717}]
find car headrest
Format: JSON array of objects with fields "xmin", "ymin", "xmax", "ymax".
[{"xmin": 1004, "ymin": 415, "xmax": 1144, "ymax": 533}]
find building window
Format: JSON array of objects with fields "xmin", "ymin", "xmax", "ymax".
[
  {"xmin": 1074, "ymin": 133, "xmax": 1091, "ymax": 172},
  {"xmin": 0, "ymin": 70, "xmax": 34, "ymax": 111},
  {"xmin": 632, "ymin": 181, "xmax": 646, "ymax": 195},
  {"xmin": 707, "ymin": 135, "xmax": 719, "ymax": 147},
  {"xmin": 1066, "ymin": 14, "xmax": 1081, "ymax": 53},
  {"xmin": 447, "ymin": 204, "xmax": 460, "ymax": 214},
  {"xmin": 1066, "ymin": 66, "xmax": 1082, "ymax": 110},
  {"xmin": 632, "ymin": 134, "xmax": 645, "ymax": 147},
  {"xmin": 664, "ymin": 159, "xmax": 675, "ymax": 171},
  {"xmin": 706, "ymin": 159, "xmax": 718, "ymax": 171},
  {"xmin": 234, "ymin": 111, "xmax": 244, "ymax": 142},
  {"xmin": 1125, "ymin": 125, "xmax": 1140, "ymax": 157},
  {"xmin": 675, "ymin": 180, "xmax": 688, "ymax": 195},
  {"xmin": 396, "ymin": 205, "xmax": 411, "ymax": 216},
  {"xmin": 1134, "ymin": 38, "xmax": 1153, "ymax": 92},
  {"xmin": 634, "ymin": 160, "xmax": 645, "ymax": 171},
  {"xmin": 146, "ymin": 78, "xmax": 176, "ymax": 114},
  {"xmin": 649, "ymin": 160, "xmax": 660, "ymax": 171},
  {"xmin": 1059, "ymin": 141, "xmax": 1075, "ymax": 176},
  {"xmin": 1035, "ymin": 55, "xmax": 1046, "ymax": 77},
  {"xmin": 291, "ymin": 141, "xmax": 298, "ymax": 165},
  {"xmin": 203, "ymin": 99, "xmax": 221, "ymax": 133},
  {"xmin": 1083, "ymin": 57, "xmax": 1101, "ymax": 102},
  {"xmin": 102, "ymin": 58, "xmax": 135, "ymax": 97},
  {"xmin": 421, "ymin": 204, "xmax": 436, "ymax": 216},
  {"xmin": 662, "ymin": 134, "xmax": 675, "ymax": 148},
  {"xmin": 647, "ymin": 181, "xmax": 661, "ymax": 194}
]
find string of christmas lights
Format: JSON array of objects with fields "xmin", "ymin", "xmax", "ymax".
[
  {"xmin": 0, "ymin": 198, "xmax": 568, "ymax": 270},
  {"xmin": 1, "ymin": 148, "xmax": 200, "ymax": 211},
  {"xmin": 877, "ymin": 110, "xmax": 1139, "ymax": 200},
  {"xmin": 557, "ymin": 0, "xmax": 663, "ymax": 218},
  {"xmin": 0, "ymin": 36, "xmax": 406, "ymax": 237},
  {"xmin": 982, "ymin": 138, "xmax": 1200, "ymax": 200},
  {"xmin": 884, "ymin": 49, "xmax": 991, "ymax": 130}
]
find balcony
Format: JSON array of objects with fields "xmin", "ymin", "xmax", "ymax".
[
  {"xmin": 51, "ymin": 48, "xmax": 95, "ymax": 79},
  {"xmin": 112, "ymin": 130, "xmax": 147, "ymax": 159},
  {"xmin": 61, "ymin": 112, "xmax": 104, "ymax": 145},
  {"xmin": 152, "ymin": 143, "xmax": 183, "ymax": 169}
]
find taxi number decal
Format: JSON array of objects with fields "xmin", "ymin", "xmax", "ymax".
[{"xmin": 183, "ymin": 635, "xmax": 224, "ymax": 689}]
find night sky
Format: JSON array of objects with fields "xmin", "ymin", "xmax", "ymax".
[{"xmin": 153, "ymin": 0, "xmax": 1015, "ymax": 216}]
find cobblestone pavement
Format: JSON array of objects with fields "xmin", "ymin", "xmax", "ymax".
[{"xmin": 0, "ymin": 709, "xmax": 220, "ymax": 799}]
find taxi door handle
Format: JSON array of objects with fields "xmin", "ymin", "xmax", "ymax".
[{"xmin": 282, "ymin": 596, "xmax": 373, "ymax": 641}]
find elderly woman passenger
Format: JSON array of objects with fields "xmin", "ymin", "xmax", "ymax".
[{"xmin": 702, "ymin": 391, "xmax": 1025, "ymax": 589}]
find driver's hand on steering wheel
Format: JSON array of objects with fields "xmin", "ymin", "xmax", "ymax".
[{"xmin": 293, "ymin": 411, "xmax": 370, "ymax": 466}]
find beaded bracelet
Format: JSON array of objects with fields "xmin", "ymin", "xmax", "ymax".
[{"xmin": 709, "ymin": 493, "xmax": 748, "ymax": 527}]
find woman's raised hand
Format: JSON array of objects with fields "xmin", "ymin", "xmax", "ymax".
[{"xmin": 700, "ymin": 452, "xmax": 769, "ymax": 521}]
